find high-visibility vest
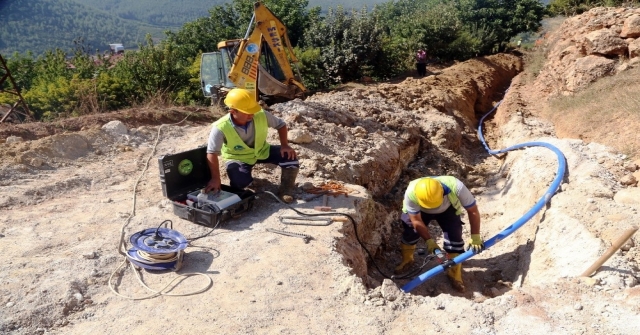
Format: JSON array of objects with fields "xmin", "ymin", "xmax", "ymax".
[
  {"xmin": 404, "ymin": 176, "xmax": 463, "ymax": 215},
  {"xmin": 213, "ymin": 110, "xmax": 270, "ymax": 164}
]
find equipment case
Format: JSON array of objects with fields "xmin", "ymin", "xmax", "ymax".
[{"xmin": 158, "ymin": 146, "xmax": 255, "ymax": 228}]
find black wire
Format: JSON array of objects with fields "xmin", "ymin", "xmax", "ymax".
[
  {"xmin": 254, "ymin": 191, "xmax": 438, "ymax": 280},
  {"xmin": 180, "ymin": 191, "xmax": 439, "ymax": 281},
  {"xmin": 154, "ymin": 220, "xmax": 173, "ymax": 239}
]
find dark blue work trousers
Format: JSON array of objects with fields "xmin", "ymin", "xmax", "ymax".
[
  {"xmin": 400, "ymin": 205, "xmax": 465, "ymax": 254},
  {"xmin": 226, "ymin": 145, "xmax": 299, "ymax": 189}
]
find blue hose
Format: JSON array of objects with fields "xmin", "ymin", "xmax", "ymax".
[{"xmin": 401, "ymin": 100, "xmax": 567, "ymax": 293}]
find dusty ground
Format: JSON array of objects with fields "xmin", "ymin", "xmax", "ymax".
[{"xmin": 2, "ymin": 8, "xmax": 640, "ymax": 335}]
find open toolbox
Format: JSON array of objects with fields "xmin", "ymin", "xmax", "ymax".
[{"xmin": 158, "ymin": 146, "xmax": 255, "ymax": 227}]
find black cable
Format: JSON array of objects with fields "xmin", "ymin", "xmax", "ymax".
[{"xmin": 255, "ymin": 191, "xmax": 438, "ymax": 280}]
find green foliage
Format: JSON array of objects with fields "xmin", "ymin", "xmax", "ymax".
[
  {"xmin": 302, "ymin": 6, "xmax": 385, "ymax": 86},
  {"xmin": 3, "ymin": 0, "xmax": 547, "ymax": 119},
  {"xmin": 112, "ymin": 35, "xmax": 189, "ymax": 103},
  {"xmin": 175, "ymin": 54, "xmax": 211, "ymax": 106},
  {"xmin": 294, "ymin": 47, "xmax": 328, "ymax": 90},
  {"xmin": 2, "ymin": 52, "xmax": 36, "ymax": 92}
]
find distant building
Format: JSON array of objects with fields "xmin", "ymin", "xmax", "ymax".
[{"xmin": 109, "ymin": 44, "xmax": 125, "ymax": 55}]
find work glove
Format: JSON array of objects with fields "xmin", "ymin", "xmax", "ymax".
[
  {"xmin": 425, "ymin": 238, "xmax": 441, "ymax": 255},
  {"xmin": 466, "ymin": 234, "xmax": 485, "ymax": 253}
]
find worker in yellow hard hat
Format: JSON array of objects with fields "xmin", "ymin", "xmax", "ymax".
[
  {"xmin": 395, "ymin": 176, "xmax": 484, "ymax": 293},
  {"xmin": 204, "ymin": 88, "xmax": 299, "ymax": 203}
]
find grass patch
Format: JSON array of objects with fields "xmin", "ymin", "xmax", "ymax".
[{"xmin": 544, "ymin": 66, "xmax": 640, "ymax": 159}]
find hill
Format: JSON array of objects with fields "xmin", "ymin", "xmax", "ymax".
[
  {"xmin": 0, "ymin": 0, "xmax": 166, "ymax": 56},
  {"xmin": 0, "ymin": 0, "xmax": 388, "ymax": 56},
  {"xmin": 78, "ymin": 0, "xmax": 386, "ymax": 26}
]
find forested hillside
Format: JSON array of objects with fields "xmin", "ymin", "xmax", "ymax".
[
  {"xmin": 78, "ymin": 0, "xmax": 228, "ymax": 27},
  {"xmin": 1, "ymin": 0, "xmax": 388, "ymax": 56},
  {"xmin": 0, "ymin": 0, "xmax": 166, "ymax": 56},
  {"xmin": 78, "ymin": 0, "xmax": 385, "ymax": 27}
]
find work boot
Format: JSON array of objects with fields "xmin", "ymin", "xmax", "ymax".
[
  {"xmin": 394, "ymin": 243, "xmax": 416, "ymax": 274},
  {"xmin": 445, "ymin": 253, "xmax": 465, "ymax": 293},
  {"xmin": 277, "ymin": 168, "xmax": 299, "ymax": 203}
]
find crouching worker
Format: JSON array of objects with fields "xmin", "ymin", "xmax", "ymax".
[
  {"xmin": 204, "ymin": 88, "xmax": 299, "ymax": 203},
  {"xmin": 395, "ymin": 176, "xmax": 484, "ymax": 292}
]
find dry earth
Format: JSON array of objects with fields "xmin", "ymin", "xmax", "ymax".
[{"xmin": 2, "ymin": 7, "xmax": 640, "ymax": 335}]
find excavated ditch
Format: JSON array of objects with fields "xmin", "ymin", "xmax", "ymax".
[{"xmin": 269, "ymin": 54, "xmax": 529, "ymax": 296}]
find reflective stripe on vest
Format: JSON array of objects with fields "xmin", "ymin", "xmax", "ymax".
[
  {"xmin": 213, "ymin": 111, "xmax": 270, "ymax": 164},
  {"xmin": 404, "ymin": 176, "xmax": 463, "ymax": 215}
]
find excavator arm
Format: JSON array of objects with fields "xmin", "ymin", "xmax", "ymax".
[{"xmin": 226, "ymin": 1, "xmax": 306, "ymax": 100}]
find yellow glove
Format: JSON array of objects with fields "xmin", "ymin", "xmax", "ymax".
[
  {"xmin": 466, "ymin": 234, "xmax": 484, "ymax": 253},
  {"xmin": 425, "ymin": 238, "xmax": 441, "ymax": 255}
]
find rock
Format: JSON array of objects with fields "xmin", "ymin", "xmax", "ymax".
[
  {"xmin": 565, "ymin": 55, "xmax": 616, "ymax": 92},
  {"xmin": 6, "ymin": 301, "xmax": 14, "ymax": 307},
  {"xmin": 29, "ymin": 157, "xmax": 44, "ymax": 167},
  {"xmin": 580, "ymin": 277, "xmax": 599, "ymax": 286},
  {"xmin": 574, "ymin": 303, "xmax": 583, "ymax": 311},
  {"xmin": 288, "ymin": 129, "xmax": 313, "ymax": 144},
  {"xmin": 102, "ymin": 120, "xmax": 128, "ymax": 135},
  {"xmin": 620, "ymin": 14, "xmax": 640, "ymax": 38},
  {"xmin": 624, "ymin": 161, "xmax": 638, "ymax": 172},
  {"xmin": 6, "ymin": 136, "xmax": 24, "ymax": 144},
  {"xmin": 380, "ymin": 279, "xmax": 401, "ymax": 302},
  {"xmin": 621, "ymin": 238, "xmax": 634, "ymax": 251},
  {"xmin": 82, "ymin": 252, "xmax": 97, "ymax": 259},
  {"xmin": 620, "ymin": 174, "xmax": 637, "ymax": 186},
  {"xmin": 581, "ymin": 29, "xmax": 628, "ymax": 56}
]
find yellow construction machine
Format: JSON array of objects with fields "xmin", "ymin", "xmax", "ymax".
[{"xmin": 200, "ymin": 1, "xmax": 307, "ymax": 104}]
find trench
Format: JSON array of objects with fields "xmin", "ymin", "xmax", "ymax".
[{"xmin": 328, "ymin": 53, "xmax": 551, "ymax": 297}]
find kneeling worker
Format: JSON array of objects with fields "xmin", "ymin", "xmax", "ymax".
[
  {"xmin": 204, "ymin": 88, "xmax": 299, "ymax": 203},
  {"xmin": 395, "ymin": 176, "xmax": 484, "ymax": 292}
]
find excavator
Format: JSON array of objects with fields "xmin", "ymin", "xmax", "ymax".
[{"xmin": 200, "ymin": 1, "xmax": 307, "ymax": 105}]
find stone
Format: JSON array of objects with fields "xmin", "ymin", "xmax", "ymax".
[
  {"xmin": 380, "ymin": 279, "xmax": 401, "ymax": 302},
  {"xmin": 102, "ymin": 120, "xmax": 128, "ymax": 135},
  {"xmin": 6, "ymin": 136, "xmax": 24, "ymax": 144},
  {"xmin": 620, "ymin": 174, "xmax": 637, "ymax": 186},
  {"xmin": 30, "ymin": 158, "xmax": 44, "ymax": 167},
  {"xmin": 620, "ymin": 14, "xmax": 640, "ymax": 38},
  {"xmin": 288, "ymin": 129, "xmax": 313, "ymax": 144},
  {"xmin": 581, "ymin": 29, "xmax": 628, "ymax": 56},
  {"xmin": 565, "ymin": 55, "xmax": 616, "ymax": 92}
]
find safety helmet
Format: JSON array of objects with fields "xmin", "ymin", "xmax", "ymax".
[
  {"xmin": 414, "ymin": 178, "xmax": 444, "ymax": 208},
  {"xmin": 224, "ymin": 89, "xmax": 261, "ymax": 115}
]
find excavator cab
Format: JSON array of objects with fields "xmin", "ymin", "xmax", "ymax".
[
  {"xmin": 199, "ymin": 1, "xmax": 306, "ymax": 105},
  {"xmin": 200, "ymin": 42, "xmax": 237, "ymax": 100}
]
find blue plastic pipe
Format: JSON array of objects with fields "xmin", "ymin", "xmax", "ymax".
[{"xmin": 401, "ymin": 100, "xmax": 567, "ymax": 293}]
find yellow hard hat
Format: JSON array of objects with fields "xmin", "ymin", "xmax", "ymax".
[
  {"xmin": 414, "ymin": 178, "xmax": 444, "ymax": 208},
  {"xmin": 224, "ymin": 89, "xmax": 261, "ymax": 115}
]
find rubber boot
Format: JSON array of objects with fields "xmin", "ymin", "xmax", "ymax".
[
  {"xmin": 277, "ymin": 168, "xmax": 299, "ymax": 203},
  {"xmin": 394, "ymin": 243, "xmax": 416, "ymax": 274},
  {"xmin": 445, "ymin": 253, "xmax": 465, "ymax": 293}
]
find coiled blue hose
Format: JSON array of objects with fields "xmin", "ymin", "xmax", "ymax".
[{"xmin": 401, "ymin": 99, "xmax": 567, "ymax": 293}]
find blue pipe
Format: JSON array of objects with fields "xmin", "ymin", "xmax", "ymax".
[{"xmin": 401, "ymin": 99, "xmax": 567, "ymax": 293}]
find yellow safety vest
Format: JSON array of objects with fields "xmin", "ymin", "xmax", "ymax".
[{"xmin": 213, "ymin": 111, "xmax": 270, "ymax": 165}]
